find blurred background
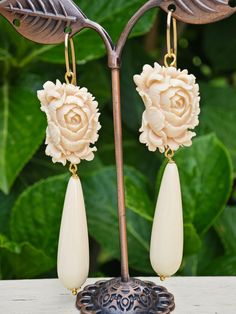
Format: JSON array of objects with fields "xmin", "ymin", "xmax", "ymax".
[{"xmin": 0, "ymin": 0, "xmax": 236, "ymax": 280}]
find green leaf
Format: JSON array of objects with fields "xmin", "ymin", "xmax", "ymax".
[
  {"xmin": 0, "ymin": 18, "xmax": 36, "ymax": 64},
  {"xmin": 20, "ymin": 148, "xmax": 104, "ymax": 187},
  {"xmin": 180, "ymin": 255, "xmax": 198, "ymax": 276},
  {"xmin": 11, "ymin": 174, "xmax": 69, "ymax": 259},
  {"xmin": 214, "ymin": 206, "xmax": 236, "ymax": 254},
  {"xmin": 39, "ymin": 0, "xmax": 157, "ymax": 64},
  {"xmin": 199, "ymin": 83, "xmax": 236, "ymax": 171},
  {"xmin": 10, "ymin": 166, "xmax": 154, "ymax": 274},
  {"xmin": 125, "ymin": 175, "xmax": 154, "ymax": 221},
  {"xmin": 203, "ymin": 15, "xmax": 236, "ymax": 72},
  {"xmin": 0, "ymin": 235, "xmax": 53, "ymax": 279},
  {"xmin": 83, "ymin": 166, "xmax": 153, "ymax": 273},
  {"xmin": 79, "ymin": 61, "xmax": 111, "ymax": 107},
  {"xmin": 0, "ymin": 234, "xmax": 20, "ymax": 253},
  {"xmin": 197, "ymin": 228, "xmax": 224, "ymax": 275},
  {"xmin": 174, "ymin": 134, "xmax": 233, "ymax": 234},
  {"xmin": 0, "ymin": 185, "xmax": 21, "ymax": 235},
  {"xmin": 0, "ymin": 48, "xmax": 11, "ymax": 62},
  {"xmin": 0, "ymin": 76, "xmax": 46, "ymax": 194},
  {"xmin": 97, "ymin": 113, "xmax": 163, "ymax": 185},
  {"xmin": 201, "ymin": 254, "xmax": 236, "ymax": 276},
  {"xmin": 172, "ymin": 224, "xmax": 201, "ymax": 276},
  {"xmin": 121, "ymin": 40, "xmax": 153, "ymax": 132},
  {"xmin": 184, "ymin": 224, "xmax": 201, "ymax": 256}
]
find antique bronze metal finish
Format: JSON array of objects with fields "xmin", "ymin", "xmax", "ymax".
[
  {"xmin": 112, "ymin": 69, "xmax": 130, "ymax": 282},
  {"xmin": 77, "ymin": 278, "xmax": 175, "ymax": 314},
  {"xmin": 160, "ymin": 0, "xmax": 236, "ymax": 24},
  {"xmin": 1, "ymin": 1, "xmax": 235, "ymax": 313},
  {"xmin": 0, "ymin": 0, "xmax": 87, "ymax": 44}
]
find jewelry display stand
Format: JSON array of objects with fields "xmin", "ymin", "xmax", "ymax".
[{"xmin": 0, "ymin": 1, "xmax": 235, "ymax": 313}]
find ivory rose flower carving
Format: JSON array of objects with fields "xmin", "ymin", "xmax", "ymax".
[
  {"xmin": 134, "ymin": 63, "xmax": 200, "ymax": 153},
  {"xmin": 37, "ymin": 80, "xmax": 101, "ymax": 165}
]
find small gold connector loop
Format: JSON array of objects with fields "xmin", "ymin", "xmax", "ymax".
[
  {"xmin": 71, "ymin": 288, "xmax": 78, "ymax": 296},
  {"xmin": 65, "ymin": 70, "xmax": 75, "ymax": 85},
  {"xmin": 165, "ymin": 147, "xmax": 175, "ymax": 163},
  {"xmin": 69, "ymin": 163, "xmax": 78, "ymax": 178},
  {"xmin": 164, "ymin": 52, "xmax": 177, "ymax": 68},
  {"xmin": 65, "ymin": 33, "xmax": 77, "ymax": 85},
  {"xmin": 160, "ymin": 275, "xmax": 167, "ymax": 282}
]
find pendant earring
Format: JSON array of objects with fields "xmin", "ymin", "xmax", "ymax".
[
  {"xmin": 37, "ymin": 34, "xmax": 101, "ymax": 295},
  {"xmin": 134, "ymin": 11, "xmax": 200, "ymax": 280}
]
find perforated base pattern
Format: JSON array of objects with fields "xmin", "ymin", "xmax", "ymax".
[{"xmin": 76, "ymin": 277, "xmax": 175, "ymax": 314}]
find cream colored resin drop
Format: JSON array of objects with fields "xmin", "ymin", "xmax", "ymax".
[
  {"xmin": 150, "ymin": 162, "xmax": 183, "ymax": 278},
  {"xmin": 57, "ymin": 176, "xmax": 89, "ymax": 290}
]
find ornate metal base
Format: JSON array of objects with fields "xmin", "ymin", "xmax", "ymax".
[{"xmin": 76, "ymin": 277, "xmax": 175, "ymax": 314}]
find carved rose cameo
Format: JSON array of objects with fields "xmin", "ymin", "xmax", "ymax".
[
  {"xmin": 37, "ymin": 80, "xmax": 101, "ymax": 165},
  {"xmin": 134, "ymin": 63, "xmax": 200, "ymax": 153}
]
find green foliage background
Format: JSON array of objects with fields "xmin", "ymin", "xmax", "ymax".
[{"xmin": 0, "ymin": 1, "xmax": 236, "ymax": 279}]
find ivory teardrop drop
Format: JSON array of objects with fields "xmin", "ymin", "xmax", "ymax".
[
  {"xmin": 150, "ymin": 162, "xmax": 183, "ymax": 278},
  {"xmin": 57, "ymin": 176, "xmax": 89, "ymax": 290}
]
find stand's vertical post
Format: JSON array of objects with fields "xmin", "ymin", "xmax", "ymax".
[{"xmin": 111, "ymin": 68, "xmax": 129, "ymax": 282}]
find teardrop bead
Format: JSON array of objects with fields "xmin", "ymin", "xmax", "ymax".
[
  {"xmin": 150, "ymin": 162, "xmax": 183, "ymax": 278},
  {"xmin": 57, "ymin": 176, "xmax": 89, "ymax": 290}
]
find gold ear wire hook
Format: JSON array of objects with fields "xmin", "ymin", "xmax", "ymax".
[
  {"xmin": 164, "ymin": 10, "xmax": 177, "ymax": 68},
  {"xmin": 65, "ymin": 33, "xmax": 77, "ymax": 85}
]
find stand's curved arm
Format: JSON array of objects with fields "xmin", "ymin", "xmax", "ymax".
[
  {"xmin": 116, "ymin": 0, "xmax": 162, "ymax": 62},
  {"xmin": 83, "ymin": 19, "xmax": 116, "ymax": 68}
]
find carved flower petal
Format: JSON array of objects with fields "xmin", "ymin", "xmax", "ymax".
[
  {"xmin": 164, "ymin": 122, "xmax": 188, "ymax": 138},
  {"xmin": 78, "ymin": 146, "xmax": 97, "ymax": 160},
  {"xmin": 65, "ymin": 95, "xmax": 84, "ymax": 107},
  {"xmin": 166, "ymin": 139, "xmax": 180, "ymax": 151},
  {"xmin": 60, "ymin": 125, "xmax": 88, "ymax": 142},
  {"xmin": 146, "ymin": 73, "xmax": 168, "ymax": 91},
  {"xmin": 37, "ymin": 80, "xmax": 101, "ymax": 165},
  {"xmin": 45, "ymin": 143, "xmax": 67, "ymax": 166},
  {"xmin": 137, "ymin": 90, "xmax": 153, "ymax": 108},
  {"xmin": 159, "ymin": 88, "xmax": 178, "ymax": 110},
  {"xmin": 52, "ymin": 156, "xmax": 67, "ymax": 166},
  {"xmin": 67, "ymin": 154, "xmax": 82, "ymax": 165},
  {"xmin": 47, "ymin": 122, "xmax": 61, "ymax": 146},
  {"xmin": 163, "ymin": 106, "xmax": 191, "ymax": 127},
  {"xmin": 175, "ymin": 131, "xmax": 196, "ymax": 145},
  {"xmin": 61, "ymin": 136, "xmax": 91, "ymax": 153},
  {"xmin": 170, "ymin": 78, "xmax": 193, "ymax": 90},
  {"xmin": 134, "ymin": 62, "xmax": 200, "ymax": 152},
  {"xmin": 148, "ymin": 130, "xmax": 164, "ymax": 147},
  {"xmin": 146, "ymin": 107, "xmax": 165, "ymax": 133},
  {"xmin": 65, "ymin": 83, "xmax": 79, "ymax": 95},
  {"xmin": 55, "ymin": 104, "xmax": 77, "ymax": 129}
]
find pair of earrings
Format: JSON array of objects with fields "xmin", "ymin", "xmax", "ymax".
[{"xmin": 37, "ymin": 11, "xmax": 200, "ymax": 294}]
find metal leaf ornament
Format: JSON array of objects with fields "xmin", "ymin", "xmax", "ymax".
[
  {"xmin": 0, "ymin": 0, "xmax": 87, "ymax": 44},
  {"xmin": 160, "ymin": 0, "xmax": 236, "ymax": 24}
]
